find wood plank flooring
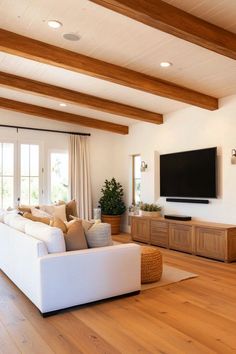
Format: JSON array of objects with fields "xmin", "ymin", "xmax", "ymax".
[{"xmin": 0, "ymin": 233, "xmax": 236, "ymax": 353}]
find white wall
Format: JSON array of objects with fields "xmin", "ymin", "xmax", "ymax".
[
  {"xmin": 2, "ymin": 94, "xmax": 236, "ymax": 228},
  {"xmin": 121, "ymin": 94, "xmax": 236, "ymax": 228}
]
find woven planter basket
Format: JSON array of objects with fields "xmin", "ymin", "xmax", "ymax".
[
  {"xmin": 141, "ymin": 246, "xmax": 163, "ymax": 284},
  {"xmin": 140, "ymin": 210, "xmax": 161, "ymax": 217}
]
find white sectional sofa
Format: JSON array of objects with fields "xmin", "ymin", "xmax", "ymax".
[{"xmin": 0, "ymin": 213, "xmax": 141, "ymax": 315}]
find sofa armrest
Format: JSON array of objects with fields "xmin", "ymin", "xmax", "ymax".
[{"xmin": 38, "ymin": 243, "xmax": 141, "ymax": 313}]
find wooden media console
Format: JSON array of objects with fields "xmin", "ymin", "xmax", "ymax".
[{"xmin": 131, "ymin": 216, "xmax": 236, "ymax": 262}]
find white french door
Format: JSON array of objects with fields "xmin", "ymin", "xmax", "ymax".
[
  {"xmin": 0, "ymin": 140, "xmax": 43, "ymax": 209},
  {"xmin": 19, "ymin": 143, "xmax": 41, "ymax": 206},
  {"xmin": 0, "ymin": 142, "xmax": 14, "ymax": 209}
]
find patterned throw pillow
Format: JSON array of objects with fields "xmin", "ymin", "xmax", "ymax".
[{"xmin": 85, "ymin": 223, "xmax": 112, "ymax": 248}]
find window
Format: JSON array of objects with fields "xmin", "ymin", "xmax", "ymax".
[
  {"xmin": 20, "ymin": 144, "xmax": 40, "ymax": 205},
  {"xmin": 0, "ymin": 143, "xmax": 14, "ymax": 209},
  {"xmin": 132, "ymin": 155, "xmax": 141, "ymax": 205},
  {"xmin": 50, "ymin": 152, "xmax": 69, "ymax": 203}
]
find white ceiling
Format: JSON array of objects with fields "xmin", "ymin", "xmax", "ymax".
[{"xmin": 0, "ymin": 0, "xmax": 236, "ymax": 128}]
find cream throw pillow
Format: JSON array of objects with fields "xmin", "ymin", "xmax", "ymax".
[
  {"xmin": 85, "ymin": 223, "xmax": 112, "ymax": 248},
  {"xmin": 32, "ymin": 208, "xmax": 52, "ymax": 219},
  {"xmin": 39, "ymin": 204, "xmax": 67, "ymax": 222}
]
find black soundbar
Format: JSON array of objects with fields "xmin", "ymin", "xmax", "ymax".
[
  {"xmin": 166, "ymin": 198, "xmax": 209, "ymax": 204},
  {"xmin": 164, "ymin": 215, "xmax": 192, "ymax": 221}
]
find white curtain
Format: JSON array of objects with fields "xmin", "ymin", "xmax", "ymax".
[{"xmin": 69, "ymin": 135, "xmax": 92, "ymax": 220}]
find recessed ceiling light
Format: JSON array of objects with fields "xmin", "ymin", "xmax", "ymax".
[
  {"xmin": 59, "ymin": 103, "xmax": 67, "ymax": 107},
  {"xmin": 160, "ymin": 61, "xmax": 172, "ymax": 68},
  {"xmin": 63, "ymin": 33, "xmax": 81, "ymax": 41},
  {"xmin": 48, "ymin": 20, "xmax": 63, "ymax": 29}
]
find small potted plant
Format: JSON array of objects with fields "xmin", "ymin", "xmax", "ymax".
[
  {"xmin": 99, "ymin": 178, "xmax": 126, "ymax": 234},
  {"xmin": 139, "ymin": 202, "xmax": 162, "ymax": 217}
]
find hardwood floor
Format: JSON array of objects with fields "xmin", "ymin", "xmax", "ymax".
[{"xmin": 1, "ymin": 233, "xmax": 236, "ymax": 353}]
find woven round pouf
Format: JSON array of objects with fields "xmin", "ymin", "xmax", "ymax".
[{"xmin": 141, "ymin": 246, "xmax": 163, "ymax": 284}]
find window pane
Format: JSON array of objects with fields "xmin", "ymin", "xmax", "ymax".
[
  {"xmin": 134, "ymin": 155, "xmax": 141, "ymax": 179},
  {"xmin": 30, "ymin": 177, "xmax": 39, "ymax": 205},
  {"xmin": 134, "ymin": 179, "xmax": 141, "ymax": 204},
  {"xmin": 21, "ymin": 177, "xmax": 30, "ymax": 205},
  {"xmin": 0, "ymin": 144, "xmax": 2, "ymax": 176},
  {"xmin": 20, "ymin": 144, "xmax": 39, "ymax": 205},
  {"xmin": 2, "ymin": 177, "xmax": 14, "ymax": 209},
  {"xmin": 21, "ymin": 144, "xmax": 29, "ymax": 176},
  {"xmin": 132, "ymin": 155, "xmax": 141, "ymax": 205},
  {"xmin": 3, "ymin": 143, "xmax": 14, "ymax": 176},
  {"xmin": 51, "ymin": 153, "xmax": 68, "ymax": 203},
  {"xmin": 30, "ymin": 145, "xmax": 39, "ymax": 176}
]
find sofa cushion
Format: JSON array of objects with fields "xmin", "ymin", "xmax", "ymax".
[
  {"xmin": 23, "ymin": 212, "xmax": 51, "ymax": 225},
  {"xmin": 86, "ymin": 223, "xmax": 112, "ymax": 248},
  {"xmin": 25, "ymin": 222, "xmax": 66, "ymax": 253},
  {"xmin": 4, "ymin": 213, "xmax": 33, "ymax": 232},
  {"xmin": 64, "ymin": 220, "xmax": 88, "ymax": 251}
]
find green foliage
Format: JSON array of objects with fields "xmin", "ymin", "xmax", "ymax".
[
  {"xmin": 99, "ymin": 178, "xmax": 126, "ymax": 215},
  {"xmin": 140, "ymin": 202, "xmax": 162, "ymax": 212}
]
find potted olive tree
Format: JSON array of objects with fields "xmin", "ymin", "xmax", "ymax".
[{"xmin": 99, "ymin": 178, "xmax": 126, "ymax": 234}]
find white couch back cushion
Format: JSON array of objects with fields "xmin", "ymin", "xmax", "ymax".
[
  {"xmin": 25, "ymin": 222, "xmax": 66, "ymax": 253},
  {"xmin": 4, "ymin": 213, "xmax": 34, "ymax": 232}
]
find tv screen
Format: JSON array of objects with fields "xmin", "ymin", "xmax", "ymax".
[{"xmin": 160, "ymin": 147, "xmax": 217, "ymax": 198}]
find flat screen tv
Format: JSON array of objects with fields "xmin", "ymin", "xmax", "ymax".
[{"xmin": 160, "ymin": 147, "xmax": 217, "ymax": 198}]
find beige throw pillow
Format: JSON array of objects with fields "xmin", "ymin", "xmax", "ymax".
[
  {"xmin": 64, "ymin": 220, "xmax": 88, "ymax": 251},
  {"xmin": 53, "ymin": 204, "xmax": 67, "ymax": 222}
]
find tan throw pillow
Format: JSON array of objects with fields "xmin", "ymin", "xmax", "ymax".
[
  {"xmin": 70, "ymin": 217, "xmax": 95, "ymax": 234},
  {"xmin": 64, "ymin": 220, "xmax": 88, "ymax": 251},
  {"xmin": 18, "ymin": 205, "xmax": 32, "ymax": 213},
  {"xmin": 23, "ymin": 212, "xmax": 51, "ymax": 225},
  {"xmin": 50, "ymin": 217, "xmax": 67, "ymax": 234},
  {"xmin": 18, "ymin": 204, "xmax": 39, "ymax": 213}
]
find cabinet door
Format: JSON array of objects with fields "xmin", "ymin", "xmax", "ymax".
[
  {"xmin": 195, "ymin": 227, "xmax": 226, "ymax": 261},
  {"xmin": 131, "ymin": 217, "xmax": 150, "ymax": 243},
  {"xmin": 150, "ymin": 220, "xmax": 168, "ymax": 247},
  {"xmin": 169, "ymin": 224, "xmax": 192, "ymax": 253}
]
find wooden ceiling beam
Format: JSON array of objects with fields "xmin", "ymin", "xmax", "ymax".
[
  {"xmin": 90, "ymin": 0, "xmax": 236, "ymax": 60},
  {"xmin": 0, "ymin": 97, "xmax": 129, "ymax": 135},
  {"xmin": 0, "ymin": 29, "xmax": 218, "ymax": 111},
  {"xmin": 0, "ymin": 71, "xmax": 163, "ymax": 124}
]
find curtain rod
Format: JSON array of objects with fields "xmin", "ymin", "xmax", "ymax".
[{"xmin": 0, "ymin": 124, "xmax": 91, "ymax": 136}]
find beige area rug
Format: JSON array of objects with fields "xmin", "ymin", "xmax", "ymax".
[{"xmin": 141, "ymin": 265, "xmax": 198, "ymax": 290}]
